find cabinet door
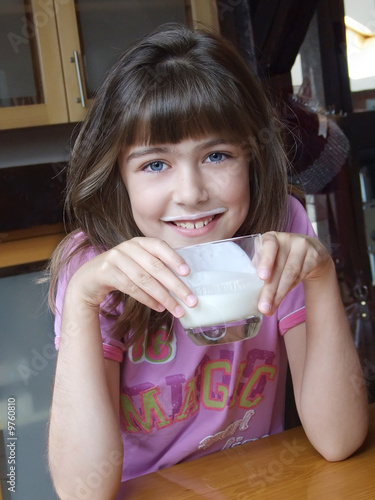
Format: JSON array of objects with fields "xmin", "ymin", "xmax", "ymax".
[
  {"xmin": 0, "ymin": 0, "xmax": 68, "ymax": 130},
  {"xmin": 54, "ymin": 0, "xmax": 219, "ymax": 123}
]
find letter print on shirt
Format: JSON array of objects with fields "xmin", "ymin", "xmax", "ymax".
[
  {"xmin": 121, "ymin": 345, "xmax": 277, "ymax": 446},
  {"xmin": 129, "ymin": 327, "xmax": 177, "ymax": 364}
]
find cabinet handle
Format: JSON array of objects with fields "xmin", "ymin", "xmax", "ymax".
[{"xmin": 71, "ymin": 50, "xmax": 86, "ymax": 108}]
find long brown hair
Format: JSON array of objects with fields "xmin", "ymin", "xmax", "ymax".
[{"xmin": 48, "ymin": 24, "xmax": 289, "ymax": 346}]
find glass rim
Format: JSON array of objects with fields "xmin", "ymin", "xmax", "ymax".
[{"xmin": 175, "ymin": 233, "xmax": 262, "ymax": 251}]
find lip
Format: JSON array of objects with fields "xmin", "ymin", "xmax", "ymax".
[
  {"xmin": 161, "ymin": 208, "xmax": 227, "ymax": 223},
  {"xmin": 165, "ymin": 213, "xmax": 223, "ymax": 238}
]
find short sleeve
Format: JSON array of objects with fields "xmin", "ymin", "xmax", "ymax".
[
  {"xmin": 277, "ymin": 196, "xmax": 317, "ymax": 335},
  {"xmin": 53, "ymin": 233, "xmax": 126, "ymax": 363}
]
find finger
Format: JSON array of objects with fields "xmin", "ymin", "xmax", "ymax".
[
  {"xmin": 257, "ymin": 253, "xmax": 288, "ymax": 316},
  {"xmin": 258, "ymin": 236, "xmax": 314, "ymax": 315},
  {"xmin": 257, "ymin": 232, "xmax": 284, "ymax": 314},
  {"xmin": 110, "ymin": 241, "xmax": 197, "ymax": 317},
  {"xmin": 127, "ymin": 239, "xmax": 198, "ymax": 307},
  {"xmin": 257, "ymin": 232, "xmax": 279, "ymax": 281},
  {"xmin": 264, "ymin": 244, "xmax": 306, "ymax": 313},
  {"xmin": 136, "ymin": 238, "xmax": 191, "ymax": 277},
  {"xmin": 107, "ymin": 256, "xmax": 186, "ymax": 317}
]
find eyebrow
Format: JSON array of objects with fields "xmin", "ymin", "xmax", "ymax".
[
  {"xmin": 126, "ymin": 146, "xmax": 171, "ymax": 162},
  {"xmin": 125, "ymin": 138, "xmax": 239, "ymax": 162},
  {"xmin": 199, "ymin": 138, "xmax": 238, "ymax": 149}
]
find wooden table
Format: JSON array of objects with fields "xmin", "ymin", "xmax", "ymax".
[{"xmin": 119, "ymin": 403, "xmax": 375, "ymax": 499}]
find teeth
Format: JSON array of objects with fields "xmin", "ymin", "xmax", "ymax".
[{"xmin": 175, "ymin": 217, "xmax": 213, "ymax": 229}]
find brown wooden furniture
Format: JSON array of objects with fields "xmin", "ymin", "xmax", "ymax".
[{"xmin": 0, "ymin": 0, "xmax": 219, "ymax": 130}]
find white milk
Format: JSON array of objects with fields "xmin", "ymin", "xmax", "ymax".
[{"xmin": 179, "ymin": 270, "xmax": 263, "ymax": 329}]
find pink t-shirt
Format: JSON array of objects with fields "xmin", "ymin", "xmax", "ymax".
[{"xmin": 54, "ymin": 195, "xmax": 316, "ymax": 481}]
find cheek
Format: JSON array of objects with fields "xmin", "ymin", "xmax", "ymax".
[
  {"xmin": 203, "ymin": 175, "xmax": 245, "ymax": 210},
  {"xmin": 222, "ymin": 168, "xmax": 250, "ymax": 207},
  {"xmin": 121, "ymin": 177, "xmax": 145, "ymax": 225},
  {"xmin": 128, "ymin": 199, "xmax": 155, "ymax": 237},
  {"xmin": 233, "ymin": 181, "xmax": 250, "ymax": 217},
  {"xmin": 131, "ymin": 194, "xmax": 154, "ymax": 220},
  {"xmin": 205, "ymin": 170, "xmax": 234, "ymax": 195},
  {"xmin": 127, "ymin": 184, "xmax": 166, "ymax": 228},
  {"xmin": 227, "ymin": 174, "xmax": 251, "ymax": 230}
]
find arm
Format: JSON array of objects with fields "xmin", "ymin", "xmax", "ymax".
[
  {"xmin": 49, "ymin": 301, "xmax": 123, "ymax": 500},
  {"xmin": 258, "ymin": 232, "xmax": 369, "ymax": 461},
  {"xmin": 48, "ymin": 237, "xmax": 197, "ymax": 499}
]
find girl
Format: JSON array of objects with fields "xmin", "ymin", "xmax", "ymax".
[{"xmin": 48, "ymin": 24, "xmax": 368, "ymax": 500}]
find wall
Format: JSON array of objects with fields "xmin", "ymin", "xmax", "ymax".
[{"xmin": 0, "ymin": 271, "xmax": 58, "ymax": 499}]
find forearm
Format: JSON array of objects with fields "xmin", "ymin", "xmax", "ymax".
[
  {"xmin": 296, "ymin": 263, "xmax": 369, "ymax": 460},
  {"xmin": 49, "ymin": 293, "xmax": 123, "ymax": 500}
]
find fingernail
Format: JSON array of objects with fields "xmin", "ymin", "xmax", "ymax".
[
  {"xmin": 186, "ymin": 294, "xmax": 198, "ymax": 307},
  {"xmin": 179, "ymin": 264, "xmax": 190, "ymax": 275},
  {"xmin": 258, "ymin": 267, "xmax": 270, "ymax": 280},
  {"xmin": 259, "ymin": 301, "xmax": 271, "ymax": 314},
  {"xmin": 174, "ymin": 305, "xmax": 186, "ymax": 318}
]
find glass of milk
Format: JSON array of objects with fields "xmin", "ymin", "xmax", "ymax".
[{"xmin": 175, "ymin": 234, "xmax": 264, "ymax": 345}]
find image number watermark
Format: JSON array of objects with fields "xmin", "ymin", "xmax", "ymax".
[{"xmin": 6, "ymin": 397, "xmax": 17, "ymax": 493}]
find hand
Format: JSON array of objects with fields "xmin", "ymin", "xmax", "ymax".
[
  {"xmin": 66, "ymin": 237, "xmax": 197, "ymax": 317},
  {"xmin": 256, "ymin": 232, "xmax": 333, "ymax": 316}
]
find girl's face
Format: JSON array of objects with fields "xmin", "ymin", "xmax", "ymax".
[{"xmin": 119, "ymin": 136, "xmax": 251, "ymax": 248}]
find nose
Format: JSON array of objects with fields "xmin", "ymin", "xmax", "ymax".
[{"xmin": 172, "ymin": 166, "xmax": 209, "ymax": 207}]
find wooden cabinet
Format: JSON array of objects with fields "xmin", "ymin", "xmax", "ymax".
[
  {"xmin": 0, "ymin": 0, "xmax": 219, "ymax": 130},
  {"xmin": 0, "ymin": 0, "xmax": 69, "ymax": 129}
]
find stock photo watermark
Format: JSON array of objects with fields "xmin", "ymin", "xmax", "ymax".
[
  {"xmin": 245, "ymin": 437, "xmax": 307, "ymax": 492},
  {"xmin": 5, "ymin": 397, "xmax": 17, "ymax": 493},
  {"xmin": 72, "ymin": 451, "xmax": 123, "ymax": 500},
  {"xmin": 7, "ymin": 0, "xmax": 71, "ymax": 54},
  {"xmin": 16, "ymin": 341, "xmax": 57, "ymax": 385}
]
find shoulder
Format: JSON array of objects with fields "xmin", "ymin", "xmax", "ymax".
[
  {"xmin": 57, "ymin": 230, "xmax": 100, "ymax": 283},
  {"xmin": 286, "ymin": 194, "xmax": 305, "ymax": 217},
  {"xmin": 285, "ymin": 195, "xmax": 316, "ymax": 237},
  {"xmin": 52, "ymin": 230, "xmax": 102, "ymax": 317}
]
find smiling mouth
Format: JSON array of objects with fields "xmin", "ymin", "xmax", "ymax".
[
  {"xmin": 173, "ymin": 216, "xmax": 214, "ymax": 229},
  {"xmin": 161, "ymin": 208, "xmax": 227, "ymax": 229}
]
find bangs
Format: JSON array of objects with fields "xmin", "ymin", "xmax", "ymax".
[{"xmin": 123, "ymin": 63, "xmax": 253, "ymax": 146}]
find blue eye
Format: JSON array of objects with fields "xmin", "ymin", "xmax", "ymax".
[
  {"xmin": 206, "ymin": 152, "xmax": 226, "ymax": 163},
  {"xmin": 144, "ymin": 161, "xmax": 165, "ymax": 172}
]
